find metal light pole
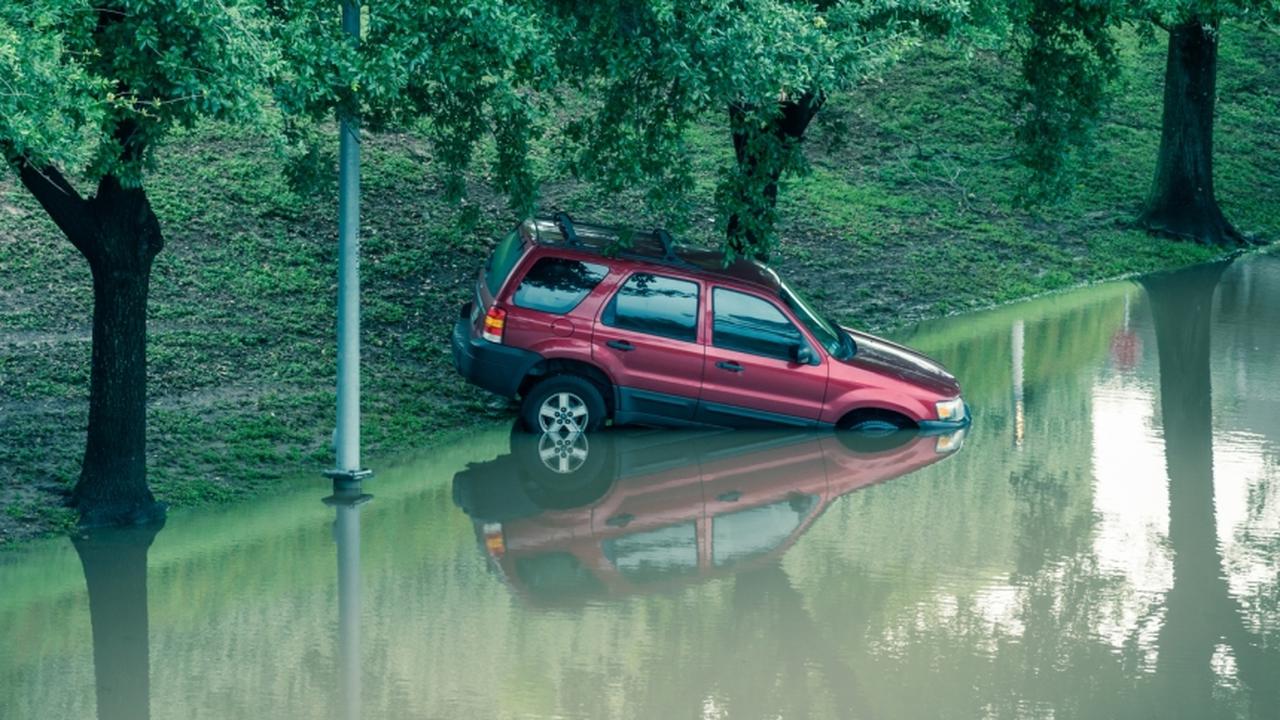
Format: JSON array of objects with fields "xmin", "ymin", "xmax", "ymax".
[{"xmin": 331, "ymin": 0, "xmax": 370, "ymax": 484}]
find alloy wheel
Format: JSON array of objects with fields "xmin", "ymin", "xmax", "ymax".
[{"xmin": 537, "ymin": 391, "xmax": 589, "ymax": 433}]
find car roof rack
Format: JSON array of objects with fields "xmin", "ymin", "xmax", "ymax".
[
  {"xmin": 534, "ymin": 213, "xmax": 707, "ymax": 274},
  {"xmin": 653, "ymin": 228, "xmax": 679, "ymax": 263},
  {"xmin": 553, "ymin": 211, "xmax": 580, "ymax": 246}
]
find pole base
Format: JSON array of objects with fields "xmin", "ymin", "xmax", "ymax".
[{"xmin": 324, "ymin": 468, "xmax": 373, "ymax": 483}]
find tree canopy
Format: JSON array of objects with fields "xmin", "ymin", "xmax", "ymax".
[
  {"xmin": 546, "ymin": 0, "xmax": 971, "ymax": 260},
  {"xmin": 1, "ymin": 0, "xmax": 273, "ymax": 183},
  {"xmin": 269, "ymin": 0, "xmax": 561, "ymax": 212}
]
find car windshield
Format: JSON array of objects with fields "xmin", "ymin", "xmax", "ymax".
[{"xmin": 779, "ymin": 281, "xmax": 850, "ymax": 360}]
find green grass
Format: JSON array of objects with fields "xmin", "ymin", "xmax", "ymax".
[{"xmin": 2, "ymin": 26, "xmax": 1276, "ymax": 545}]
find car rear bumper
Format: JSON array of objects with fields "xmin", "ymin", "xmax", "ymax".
[{"xmin": 452, "ymin": 312, "xmax": 542, "ymax": 399}]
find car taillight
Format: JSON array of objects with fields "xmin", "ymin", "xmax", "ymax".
[
  {"xmin": 482, "ymin": 306, "xmax": 506, "ymax": 343},
  {"xmin": 482, "ymin": 523, "xmax": 505, "ymax": 557}
]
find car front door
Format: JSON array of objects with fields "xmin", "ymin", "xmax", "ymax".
[
  {"xmin": 696, "ymin": 287, "xmax": 829, "ymax": 427},
  {"xmin": 592, "ymin": 272, "xmax": 705, "ymax": 423}
]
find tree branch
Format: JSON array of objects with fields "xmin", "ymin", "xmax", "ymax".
[{"xmin": 12, "ymin": 158, "xmax": 96, "ymax": 255}]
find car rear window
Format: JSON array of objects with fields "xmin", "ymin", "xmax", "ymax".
[
  {"xmin": 484, "ymin": 230, "xmax": 526, "ymax": 296},
  {"xmin": 602, "ymin": 273, "xmax": 699, "ymax": 342},
  {"xmin": 512, "ymin": 257, "xmax": 609, "ymax": 314}
]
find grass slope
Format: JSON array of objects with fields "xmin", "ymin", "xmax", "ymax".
[{"xmin": 1, "ymin": 28, "xmax": 1275, "ymax": 544}]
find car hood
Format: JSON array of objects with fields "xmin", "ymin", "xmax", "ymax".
[{"xmin": 841, "ymin": 328, "xmax": 961, "ymax": 397}]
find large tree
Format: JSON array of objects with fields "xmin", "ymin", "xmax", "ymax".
[
  {"xmin": 1011, "ymin": 0, "xmax": 1279, "ymax": 245},
  {"xmin": 1, "ymin": 1, "xmax": 272, "ymax": 526},
  {"xmin": 3, "ymin": 0, "xmax": 559, "ymax": 527},
  {"xmin": 546, "ymin": 0, "xmax": 969, "ymax": 261}
]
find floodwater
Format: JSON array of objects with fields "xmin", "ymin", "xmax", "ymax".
[{"xmin": 3, "ymin": 254, "xmax": 1279, "ymax": 720}]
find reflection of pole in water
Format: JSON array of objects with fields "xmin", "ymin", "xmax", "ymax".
[
  {"xmin": 324, "ymin": 481, "xmax": 372, "ymax": 720},
  {"xmin": 1012, "ymin": 319, "xmax": 1025, "ymax": 449},
  {"xmin": 72, "ymin": 520, "xmax": 165, "ymax": 720}
]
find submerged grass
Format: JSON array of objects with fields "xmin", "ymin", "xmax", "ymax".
[{"xmin": 1, "ymin": 27, "xmax": 1275, "ymax": 544}]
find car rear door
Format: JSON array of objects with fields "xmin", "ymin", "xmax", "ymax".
[
  {"xmin": 591, "ymin": 271, "xmax": 705, "ymax": 423},
  {"xmin": 696, "ymin": 286, "xmax": 829, "ymax": 427}
]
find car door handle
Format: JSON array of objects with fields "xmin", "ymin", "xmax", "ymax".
[
  {"xmin": 716, "ymin": 491, "xmax": 742, "ymax": 502},
  {"xmin": 606, "ymin": 340, "xmax": 635, "ymax": 352},
  {"xmin": 606, "ymin": 513, "xmax": 635, "ymax": 528},
  {"xmin": 715, "ymin": 360, "xmax": 743, "ymax": 373}
]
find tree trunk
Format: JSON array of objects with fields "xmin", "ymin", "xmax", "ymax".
[
  {"xmin": 73, "ymin": 520, "xmax": 165, "ymax": 720},
  {"xmin": 726, "ymin": 92, "xmax": 825, "ymax": 261},
  {"xmin": 16, "ymin": 164, "xmax": 165, "ymax": 526},
  {"xmin": 76, "ymin": 178, "xmax": 166, "ymax": 526},
  {"xmin": 1139, "ymin": 19, "xmax": 1243, "ymax": 245}
]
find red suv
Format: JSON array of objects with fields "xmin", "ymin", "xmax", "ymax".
[{"xmin": 451, "ymin": 214, "xmax": 969, "ymax": 433}]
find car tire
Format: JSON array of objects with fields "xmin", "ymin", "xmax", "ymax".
[
  {"xmin": 519, "ymin": 374, "xmax": 607, "ymax": 434},
  {"xmin": 836, "ymin": 410, "xmax": 915, "ymax": 453}
]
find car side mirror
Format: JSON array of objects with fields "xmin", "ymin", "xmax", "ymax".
[{"xmin": 793, "ymin": 344, "xmax": 817, "ymax": 366}]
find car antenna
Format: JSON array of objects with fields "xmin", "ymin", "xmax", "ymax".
[{"xmin": 554, "ymin": 211, "xmax": 581, "ymax": 246}]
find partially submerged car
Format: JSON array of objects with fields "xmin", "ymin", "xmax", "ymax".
[
  {"xmin": 452, "ymin": 426, "xmax": 966, "ymax": 603},
  {"xmin": 452, "ymin": 214, "xmax": 970, "ymax": 432}
]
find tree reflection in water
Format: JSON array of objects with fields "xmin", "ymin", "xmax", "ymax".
[
  {"xmin": 1143, "ymin": 260, "xmax": 1280, "ymax": 716},
  {"xmin": 73, "ymin": 520, "xmax": 164, "ymax": 720}
]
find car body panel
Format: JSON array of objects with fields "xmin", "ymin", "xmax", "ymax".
[
  {"xmin": 695, "ymin": 282, "xmax": 830, "ymax": 426},
  {"xmin": 698, "ymin": 348, "xmax": 829, "ymax": 427},
  {"xmin": 590, "ymin": 327, "xmax": 705, "ymax": 424}
]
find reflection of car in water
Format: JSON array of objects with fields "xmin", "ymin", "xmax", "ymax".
[{"xmin": 452, "ymin": 426, "xmax": 965, "ymax": 603}]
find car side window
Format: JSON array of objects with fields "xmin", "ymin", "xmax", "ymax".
[
  {"xmin": 602, "ymin": 273, "xmax": 699, "ymax": 342},
  {"xmin": 712, "ymin": 288, "xmax": 809, "ymax": 361},
  {"xmin": 511, "ymin": 257, "xmax": 609, "ymax": 314}
]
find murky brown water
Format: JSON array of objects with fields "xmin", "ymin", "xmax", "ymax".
[{"xmin": 2, "ymin": 253, "xmax": 1279, "ymax": 719}]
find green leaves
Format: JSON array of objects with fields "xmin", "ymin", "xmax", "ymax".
[
  {"xmin": 1005, "ymin": 0, "xmax": 1280, "ymax": 203},
  {"xmin": 2, "ymin": 0, "xmax": 275, "ymax": 185},
  {"xmin": 1008, "ymin": 0, "xmax": 1121, "ymax": 203},
  {"xmin": 272, "ymin": 0, "xmax": 557, "ymax": 213},
  {"xmin": 0, "ymin": 2, "xmax": 106, "ymax": 171},
  {"xmin": 548, "ymin": 0, "xmax": 973, "ymax": 258}
]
